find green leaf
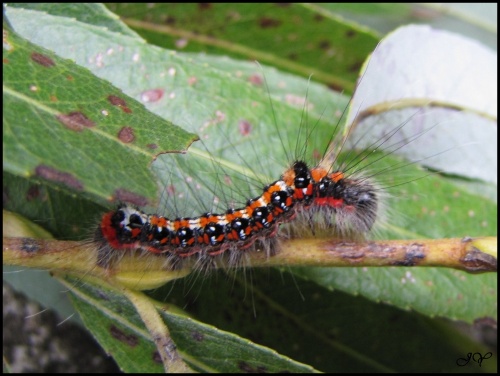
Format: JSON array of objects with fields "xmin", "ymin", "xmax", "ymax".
[
  {"xmin": 63, "ymin": 275, "xmax": 318, "ymax": 373},
  {"xmin": 3, "ymin": 19, "xmax": 198, "ymax": 207},
  {"xmin": 103, "ymin": 3, "xmax": 381, "ymax": 93},
  {"xmin": 8, "ymin": 3, "xmax": 143, "ymax": 38},
  {"xmin": 149, "ymin": 269, "xmax": 495, "ymax": 373},
  {"xmin": 66, "ymin": 278, "xmax": 165, "ymax": 373}
]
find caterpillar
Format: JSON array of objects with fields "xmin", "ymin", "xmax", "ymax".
[{"xmin": 95, "ymin": 160, "xmax": 378, "ymax": 264}]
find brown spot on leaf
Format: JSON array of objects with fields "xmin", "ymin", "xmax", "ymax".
[
  {"xmin": 191, "ymin": 331, "xmax": 204, "ymax": 342},
  {"xmin": 238, "ymin": 361, "xmax": 268, "ymax": 373},
  {"xmin": 198, "ymin": 3, "xmax": 212, "ymax": 10},
  {"xmin": 118, "ymin": 126, "xmax": 135, "ymax": 143},
  {"xmin": 238, "ymin": 120, "xmax": 252, "ymax": 136},
  {"xmin": 35, "ymin": 165, "xmax": 84, "ymax": 191},
  {"xmin": 259, "ymin": 17, "xmax": 281, "ymax": 28},
  {"xmin": 327, "ymin": 82, "xmax": 343, "ymax": 92},
  {"xmin": 147, "ymin": 143, "xmax": 158, "ymax": 149},
  {"xmin": 31, "ymin": 52, "xmax": 55, "ymax": 67},
  {"xmin": 164, "ymin": 15, "xmax": 176, "ymax": 25},
  {"xmin": 140, "ymin": 88, "xmax": 164, "ymax": 103},
  {"xmin": 474, "ymin": 317, "xmax": 497, "ymax": 331},
  {"xmin": 349, "ymin": 60, "xmax": 363, "ymax": 73},
  {"xmin": 109, "ymin": 325, "xmax": 139, "ymax": 347},
  {"xmin": 410, "ymin": 5, "xmax": 441, "ymax": 20},
  {"xmin": 108, "ymin": 95, "xmax": 127, "ymax": 107},
  {"xmin": 108, "ymin": 95, "xmax": 132, "ymax": 113},
  {"xmin": 314, "ymin": 13, "xmax": 324, "ymax": 21},
  {"xmin": 318, "ymin": 40, "xmax": 330, "ymax": 49},
  {"xmin": 152, "ymin": 351, "xmax": 162, "ymax": 364},
  {"xmin": 3, "ymin": 29, "xmax": 13, "ymax": 51},
  {"xmin": 26, "ymin": 185, "xmax": 40, "ymax": 201},
  {"xmin": 166, "ymin": 185, "xmax": 176, "ymax": 196},
  {"xmin": 312, "ymin": 149, "xmax": 322, "ymax": 161},
  {"xmin": 175, "ymin": 37, "xmax": 189, "ymax": 49},
  {"xmin": 345, "ymin": 29, "xmax": 356, "ymax": 38},
  {"xmin": 238, "ymin": 361, "xmax": 254, "ymax": 373},
  {"xmin": 56, "ymin": 111, "xmax": 95, "ymax": 132},
  {"xmin": 113, "ymin": 189, "xmax": 148, "ymax": 207},
  {"xmin": 247, "ymin": 74, "xmax": 263, "ymax": 86}
]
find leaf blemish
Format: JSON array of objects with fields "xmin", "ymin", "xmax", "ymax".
[
  {"xmin": 118, "ymin": 126, "xmax": 135, "ymax": 143},
  {"xmin": 175, "ymin": 38, "xmax": 188, "ymax": 49},
  {"xmin": 247, "ymin": 74, "xmax": 263, "ymax": 86},
  {"xmin": 113, "ymin": 188, "xmax": 149, "ymax": 207},
  {"xmin": 108, "ymin": 95, "xmax": 127, "ymax": 106},
  {"xmin": 56, "ymin": 111, "xmax": 95, "ymax": 132},
  {"xmin": 152, "ymin": 351, "xmax": 162, "ymax": 364},
  {"xmin": 191, "ymin": 331, "xmax": 204, "ymax": 342},
  {"xmin": 318, "ymin": 40, "xmax": 330, "ymax": 50},
  {"xmin": 198, "ymin": 3, "xmax": 212, "ymax": 10},
  {"xmin": 31, "ymin": 52, "xmax": 55, "ymax": 67},
  {"xmin": 259, "ymin": 17, "xmax": 281, "ymax": 28},
  {"xmin": 108, "ymin": 95, "xmax": 132, "ymax": 113},
  {"xmin": 35, "ymin": 165, "xmax": 84, "ymax": 191},
  {"xmin": 349, "ymin": 60, "xmax": 363, "ymax": 73},
  {"xmin": 238, "ymin": 120, "xmax": 252, "ymax": 136},
  {"xmin": 238, "ymin": 361, "xmax": 268, "ymax": 373},
  {"xmin": 26, "ymin": 185, "xmax": 41, "ymax": 201},
  {"xmin": 109, "ymin": 325, "xmax": 139, "ymax": 347},
  {"xmin": 164, "ymin": 15, "xmax": 176, "ymax": 25},
  {"xmin": 3, "ymin": 29, "xmax": 13, "ymax": 51},
  {"xmin": 314, "ymin": 13, "xmax": 324, "ymax": 21},
  {"xmin": 345, "ymin": 29, "xmax": 357, "ymax": 38},
  {"xmin": 140, "ymin": 89, "xmax": 164, "ymax": 103}
]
